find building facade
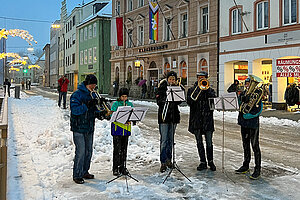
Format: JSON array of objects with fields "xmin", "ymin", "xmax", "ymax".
[
  {"xmin": 110, "ymin": 0, "xmax": 218, "ymax": 98},
  {"xmin": 43, "ymin": 44, "xmax": 50, "ymax": 87},
  {"xmin": 219, "ymin": 0, "xmax": 300, "ymax": 110},
  {"xmin": 50, "ymin": 20, "xmax": 60, "ymax": 88},
  {"xmin": 77, "ymin": 2, "xmax": 112, "ymax": 93},
  {"xmin": 0, "ymin": 38, "xmax": 6, "ymax": 85}
]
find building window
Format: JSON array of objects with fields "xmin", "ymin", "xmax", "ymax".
[
  {"xmin": 164, "ymin": 18, "xmax": 172, "ymax": 41},
  {"xmin": 138, "ymin": 0, "xmax": 144, "ymax": 7},
  {"xmin": 84, "ymin": 27, "xmax": 87, "ymax": 40},
  {"xmin": 181, "ymin": 13, "xmax": 188, "ymax": 38},
  {"xmin": 198, "ymin": 58, "xmax": 208, "ymax": 73},
  {"xmin": 89, "ymin": 25, "xmax": 92, "ymax": 39},
  {"xmin": 232, "ymin": 8, "xmax": 242, "ymax": 34},
  {"xmin": 93, "ymin": 23, "xmax": 97, "ymax": 37},
  {"xmin": 164, "ymin": 62, "xmax": 171, "ymax": 74},
  {"xmin": 93, "ymin": 47, "xmax": 97, "ymax": 63},
  {"xmin": 127, "ymin": 29, "xmax": 133, "ymax": 48},
  {"xmin": 72, "ymin": 33, "xmax": 76, "ymax": 45},
  {"xmin": 84, "ymin": 49, "xmax": 87, "ymax": 64},
  {"xmin": 201, "ymin": 6, "xmax": 209, "ymax": 34},
  {"xmin": 128, "ymin": 0, "xmax": 133, "ymax": 12},
  {"xmin": 257, "ymin": 1, "xmax": 269, "ymax": 29},
  {"xmin": 116, "ymin": 1, "xmax": 121, "ymax": 15},
  {"xmin": 179, "ymin": 61, "xmax": 187, "ymax": 85},
  {"xmin": 80, "ymin": 29, "xmax": 83, "ymax": 42},
  {"xmin": 138, "ymin": 25, "xmax": 144, "ymax": 46},
  {"xmin": 283, "ymin": 0, "xmax": 297, "ymax": 25},
  {"xmin": 127, "ymin": 66, "xmax": 132, "ymax": 84},
  {"xmin": 73, "ymin": 16, "xmax": 75, "ymax": 26},
  {"xmin": 80, "ymin": 51, "xmax": 83, "ymax": 65},
  {"xmin": 88, "ymin": 48, "xmax": 92, "ymax": 64},
  {"xmin": 72, "ymin": 53, "xmax": 75, "ymax": 64}
]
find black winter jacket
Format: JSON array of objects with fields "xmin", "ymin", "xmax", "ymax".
[
  {"xmin": 156, "ymin": 79, "xmax": 182, "ymax": 124},
  {"xmin": 187, "ymin": 82, "xmax": 216, "ymax": 134}
]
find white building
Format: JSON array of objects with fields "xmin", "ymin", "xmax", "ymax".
[{"xmin": 219, "ymin": 0, "xmax": 300, "ymax": 110}]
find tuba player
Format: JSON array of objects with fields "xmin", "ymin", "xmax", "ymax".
[
  {"xmin": 187, "ymin": 71, "xmax": 217, "ymax": 171},
  {"xmin": 236, "ymin": 77, "xmax": 263, "ymax": 179}
]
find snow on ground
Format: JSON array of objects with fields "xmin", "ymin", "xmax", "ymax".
[{"xmin": 7, "ymin": 94, "xmax": 300, "ymax": 200}]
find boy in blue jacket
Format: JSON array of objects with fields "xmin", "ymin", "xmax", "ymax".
[{"xmin": 110, "ymin": 88, "xmax": 134, "ymax": 176}]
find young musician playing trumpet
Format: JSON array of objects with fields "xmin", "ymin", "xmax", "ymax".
[
  {"xmin": 156, "ymin": 71, "xmax": 184, "ymax": 172},
  {"xmin": 110, "ymin": 88, "xmax": 134, "ymax": 176},
  {"xmin": 187, "ymin": 71, "xmax": 217, "ymax": 171}
]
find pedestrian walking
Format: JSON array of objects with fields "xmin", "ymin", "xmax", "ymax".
[
  {"xmin": 141, "ymin": 81, "xmax": 147, "ymax": 99},
  {"xmin": 187, "ymin": 71, "xmax": 217, "ymax": 171},
  {"xmin": 58, "ymin": 75, "xmax": 69, "ymax": 109},
  {"xmin": 113, "ymin": 80, "xmax": 119, "ymax": 97},
  {"xmin": 27, "ymin": 79, "xmax": 31, "ymax": 90},
  {"xmin": 21, "ymin": 80, "xmax": 25, "ymax": 90},
  {"xmin": 3, "ymin": 78, "xmax": 11, "ymax": 97}
]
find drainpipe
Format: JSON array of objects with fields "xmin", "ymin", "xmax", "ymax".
[{"xmin": 217, "ymin": 0, "xmax": 220, "ymax": 97}]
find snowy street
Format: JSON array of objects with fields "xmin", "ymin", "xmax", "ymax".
[{"xmin": 7, "ymin": 88, "xmax": 300, "ymax": 200}]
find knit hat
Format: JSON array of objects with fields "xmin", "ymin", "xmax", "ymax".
[
  {"xmin": 196, "ymin": 71, "xmax": 208, "ymax": 78},
  {"xmin": 84, "ymin": 74, "xmax": 98, "ymax": 85},
  {"xmin": 119, "ymin": 87, "xmax": 129, "ymax": 97},
  {"xmin": 166, "ymin": 71, "xmax": 177, "ymax": 79}
]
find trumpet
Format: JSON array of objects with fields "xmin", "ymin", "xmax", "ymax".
[
  {"xmin": 190, "ymin": 78, "xmax": 210, "ymax": 101},
  {"xmin": 90, "ymin": 89, "xmax": 113, "ymax": 116}
]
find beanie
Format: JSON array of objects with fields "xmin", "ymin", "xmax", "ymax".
[
  {"xmin": 84, "ymin": 74, "xmax": 97, "ymax": 85},
  {"xmin": 119, "ymin": 87, "xmax": 129, "ymax": 97},
  {"xmin": 166, "ymin": 71, "xmax": 177, "ymax": 79}
]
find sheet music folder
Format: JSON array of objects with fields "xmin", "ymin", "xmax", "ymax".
[
  {"xmin": 110, "ymin": 106, "xmax": 148, "ymax": 124},
  {"xmin": 210, "ymin": 92, "xmax": 238, "ymax": 111}
]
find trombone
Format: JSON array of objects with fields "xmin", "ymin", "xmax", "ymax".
[{"xmin": 190, "ymin": 78, "xmax": 210, "ymax": 101}]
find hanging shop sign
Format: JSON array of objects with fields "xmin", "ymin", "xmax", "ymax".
[{"xmin": 276, "ymin": 58, "xmax": 300, "ymax": 77}]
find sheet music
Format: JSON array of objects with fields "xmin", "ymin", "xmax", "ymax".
[
  {"xmin": 211, "ymin": 92, "xmax": 238, "ymax": 111},
  {"xmin": 166, "ymin": 86, "xmax": 185, "ymax": 102},
  {"xmin": 110, "ymin": 106, "xmax": 148, "ymax": 124},
  {"xmin": 130, "ymin": 107, "xmax": 148, "ymax": 121}
]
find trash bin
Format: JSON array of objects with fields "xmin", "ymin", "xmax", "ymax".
[{"xmin": 15, "ymin": 86, "xmax": 20, "ymax": 99}]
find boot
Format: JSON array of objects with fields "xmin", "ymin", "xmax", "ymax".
[
  {"xmin": 197, "ymin": 162, "xmax": 207, "ymax": 171},
  {"xmin": 83, "ymin": 173, "xmax": 94, "ymax": 179},
  {"xmin": 113, "ymin": 169, "xmax": 120, "ymax": 176},
  {"xmin": 73, "ymin": 178, "xmax": 84, "ymax": 184},
  {"xmin": 160, "ymin": 163, "xmax": 167, "ymax": 173},
  {"xmin": 249, "ymin": 167, "xmax": 261, "ymax": 180},
  {"xmin": 208, "ymin": 161, "xmax": 216, "ymax": 171},
  {"xmin": 235, "ymin": 165, "xmax": 249, "ymax": 174},
  {"xmin": 166, "ymin": 160, "xmax": 173, "ymax": 168}
]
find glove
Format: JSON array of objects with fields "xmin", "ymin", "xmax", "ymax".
[{"xmin": 87, "ymin": 99, "xmax": 98, "ymax": 108}]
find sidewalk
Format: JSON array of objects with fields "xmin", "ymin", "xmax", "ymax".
[{"xmin": 37, "ymin": 86, "xmax": 300, "ymax": 122}]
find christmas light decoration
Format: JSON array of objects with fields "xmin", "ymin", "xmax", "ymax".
[
  {"xmin": 51, "ymin": 24, "xmax": 61, "ymax": 28},
  {"xmin": 9, "ymin": 59, "xmax": 27, "ymax": 65},
  {"xmin": 0, "ymin": 52, "xmax": 21, "ymax": 60},
  {"xmin": 28, "ymin": 65, "xmax": 40, "ymax": 69},
  {"xmin": 0, "ymin": 28, "xmax": 37, "ymax": 45},
  {"xmin": 9, "ymin": 67, "xmax": 20, "ymax": 72}
]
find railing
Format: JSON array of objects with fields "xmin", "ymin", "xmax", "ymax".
[{"xmin": 0, "ymin": 86, "xmax": 8, "ymax": 200}]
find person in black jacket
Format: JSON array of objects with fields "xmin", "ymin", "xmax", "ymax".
[
  {"xmin": 187, "ymin": 71, "xmax": 217, "ymax": 171},
  {"xmin": 236, "ymin": 77, "xmax": 263, "ymax": 180},
  {"xmin": 227, "ymin": 79, "xmax": 240, "ymax": 94},
  {"xmin": 3, "ymin": 78, "xmax": 11, "ymax": 97},
  {"xmin": 70, "ymin": 74, "xmax": 105, "ymax": 184},
  {"xmin": 156, "ymin": 71, "xmax": 183, "ymax": 172}
]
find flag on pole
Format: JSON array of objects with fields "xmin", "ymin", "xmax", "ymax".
[
  {"xmin": 149, "ymin": 2, "xmax": 159, "ymax": 41},
  {"xmin": 111, "ymin": 17, "xmax": 123, "ymax": 46}
]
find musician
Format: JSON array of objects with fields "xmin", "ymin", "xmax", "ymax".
[
  {"xmin": 70, "ymin": 74, "xmax": 100, "ymax": 184},
  {"xmin": 187, "ymin": 71, "xmax": 217, "ymax": 171},
  {"xmin": 156, "ymin": 71, "xmax": 183, "ymax": 173},
  {"xmin": 110, "ymin": 88, "xmax": 134, "ymax": 176},
  {"xmin": 236, "ymin": 77, "xmax": 263, "ymax": 180}
]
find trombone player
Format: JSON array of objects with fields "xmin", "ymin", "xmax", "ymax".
[
  {"xmin": 187, "ymin": 71, "xmax": 217, "ymax": 171},
  {"xmin": 236, "ymin": 76, "xmax": 263, "ymax": 180}
]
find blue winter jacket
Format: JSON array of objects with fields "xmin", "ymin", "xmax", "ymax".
[{"xmin": 70, "ymin": 82, "xmax": 97, "ymax": 133}]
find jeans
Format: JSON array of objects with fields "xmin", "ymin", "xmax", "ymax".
[
  {"xmin": 113, "ymin": 135, "xmax": 129, "ymax": 171},
  {"xmin": 58, "ymin": 91, "xmax": 67, "ymax": 108},
  {"xmin": 159, "ymin": 123, "xmax": 176, "ymax": 164},
  {"xmin": 241, "ymin": 127, "xmax": 261, "ymax": 169},
  {"xmin": 73, "ymin": 131, "xmax": 94, "ymax": 179},
  {"xmin": 194, "ymin": 130, "xmax": 213, "ymax": 163}
]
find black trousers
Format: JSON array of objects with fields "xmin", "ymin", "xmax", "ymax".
[
  {"xmin": 113, "ymin": 135, "xmax": 129, "ymax": 171},
  {"xmin": 241, "ymin": 126, "xmax": 261, "ymax": 169}
]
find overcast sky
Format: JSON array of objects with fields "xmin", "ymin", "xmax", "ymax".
[{"xmin": 0, "ymin": 0, "xmax": 85, "ymax": 53}]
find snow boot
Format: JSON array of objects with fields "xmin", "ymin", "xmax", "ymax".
[
  {"xmin": 249, "ymin": 167, "xmax": 261, "ymax": 180},
  {"xmin": 208, "ymin": 161, "xmax": 216, "ymax": 171},
  {"xmin": 197, "ymin": 162, "xmax": 207, "ymax": 171},
  {"xmin": 83, "ymin": 173, "xmax": 94, "ymax": 179},
  {"xmin": 235, "ymin": 165, "xmax": 249, "ymax": 174},
  {"xmin": 73, "ymin": 178, "xmax": 84, "ymax": 184},
  {"xmin": 160, "ymin": 163, "xmax": 167, "ymax": 173},
  {"xmin": 166, "ymin": 160, "xmax": 173, "ymax": 168}
]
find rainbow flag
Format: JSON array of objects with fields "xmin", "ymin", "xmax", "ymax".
[{"xmin": 149, "ymin": 2, "xmax": 159, "ymax": 41}]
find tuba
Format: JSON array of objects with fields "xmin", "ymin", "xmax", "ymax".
[
  {"xmin": 240, "ymin": 75, "xmax": 265, "ymax": 114},
  {"xmin": 190, "ymin": 78, "xmax": 210, "ymax": 101}
]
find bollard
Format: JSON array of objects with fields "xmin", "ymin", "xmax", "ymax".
[{"xmin": 15, "ymin": 86, "xmax": 20, "ymax": 99}]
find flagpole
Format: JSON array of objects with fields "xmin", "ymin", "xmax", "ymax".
[{"xmin": 156, "ymin": 2, "xmax": 176, "ymax": 40}]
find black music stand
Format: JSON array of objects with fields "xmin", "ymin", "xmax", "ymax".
[
  {"xmin": 162, "ymin": 86, "xmax": 191, "ymax": 184},
  {"xmin": 107, "ymin": 106, "xmax": 148, "ymax": 192},
  {"xmin": 209, "ymin": 92, "xmax": 238, "ymax": 172}
]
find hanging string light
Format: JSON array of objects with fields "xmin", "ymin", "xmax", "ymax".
[
  {"xmin": 0, "ymin": 52, "xmax": 21, "ymax": 60},
  {"xmin": 28, "ymin": 65, "xmax": 40, "ymax": 69},
  {"xmin": 9, "ymin": 58, "xmax": 27, "ymax": 65},
  {"xmin": 0, "ymin": 28, "xmax": 38, "ymax": 45},
  {"xmin": 9, "ymin": 67, "xmax": 20, "ymax": 72}
]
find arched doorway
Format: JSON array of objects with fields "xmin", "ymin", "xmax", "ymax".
[
  {"xmin": 148, "ymin": 61, "xmax": 159, "ymax": 98},
  {"xmin": 179, "ymin": 61, "xmax": 187, "ymax": 85},
  {"xmin": 127, "ymin": 65, "xmax": 132, "ymax": 85}
]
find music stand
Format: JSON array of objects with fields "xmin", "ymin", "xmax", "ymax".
[
  {"xmin": 162, "ymin": 86, "xmax": 192, "ymax": 184},
  {"xmin": 107, "ymin": 106, "xmax": 148, "ymax": 192},
  {"xmin": 209, "ymin": 92, "xmax": 238, "ymax": 172}
]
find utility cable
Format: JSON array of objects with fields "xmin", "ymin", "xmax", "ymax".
[{"xmin": 0, "ymin": 16, "xmax": 53, "ymax": 24}]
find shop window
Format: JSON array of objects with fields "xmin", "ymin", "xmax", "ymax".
[
  {"xmin": 179, "ymin": 61, "xmax": 187, "ymax": 85},
  {"xmin": 283, "ymin": 0, "xmax": 297, "ymax": 25},
  {"xmin": 198, "ymin": 58, "xmax": 208, "ymax": 73},
  {"xmin": 164, "ymin": 62, "xmax": 171, "ymax": 74},
  {"xmin": 257, "ymin": 1, "xmax": 269, "ymax": 30},
  {"xmin": 127, "ymin": 66, "xmax": 132, "ymax": 84}
]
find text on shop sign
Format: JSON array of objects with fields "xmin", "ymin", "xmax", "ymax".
[{"xmin": 276, "ymin": 58, "xmax": 300, "ymax": 77}]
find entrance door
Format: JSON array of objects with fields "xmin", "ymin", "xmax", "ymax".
[{"xmin": 148, "ymin": 61, "xmax": 159, "ymax": 98}]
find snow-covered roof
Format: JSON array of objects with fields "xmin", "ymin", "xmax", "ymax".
[{"xmin": 77, "ymin": 0, "xmax": 112, "ymax": 27}]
